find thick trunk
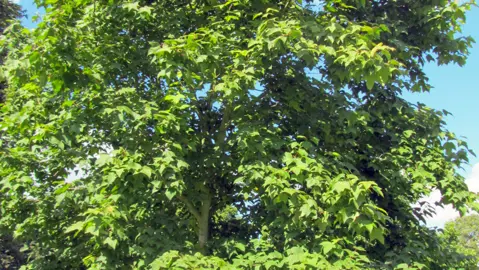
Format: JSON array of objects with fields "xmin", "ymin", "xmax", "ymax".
[
  {"xmin": 198, "ymin": 196, "xmax": 211, "ymax": 254},
  {"xmin": 178, "ymin": 192, "xmax": 212, "ymax": 254}
]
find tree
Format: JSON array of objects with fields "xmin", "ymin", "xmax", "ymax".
[
  {"xmin": 0, "ymin": 0, "xmax": 478, "ymax": 269},
  {"xmin": 442, "ymin": 214, "xmax": 479, "ymax": 267},
  {"xmin": 0, "ymin": 0, "xmax": 22, "ymax": 33}
]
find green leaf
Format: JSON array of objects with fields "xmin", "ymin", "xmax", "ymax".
[
  {"xmin": 50, "ymin": 136, "xmax": 65, "ymax": 149},
  {"xmin": 123, "ymin": 2, "xmax": 139, "ymax": 11},
  {"xmin": 404, "ymin": 130, "xmax": 414, "ymax": 138},
  {"xmin": 365, "ymin": 74, "xmax": 375, "ymax": 90},
  {"xmin": 333, "ymin": 181, "xmax": 350, "ymax": 193},
  {"xmin": 96, "ymin": 153, "xmax": 112, "ymax": 167},
  {"xmin": 165, "ymin": 189, "xmax": 176, "ymax": 200},
  {"xmin": 104, "ymin": 237, "xmax": 118, "ymax": 250},
  {"xmin": 164, "ymin": 94, "xmax": 184, "ymax": 104},
  {"xmin": 283, "ymin": 152, "xmax": 294, "ymax": 166},
  {"xmin": 371, "ymin": 227, "xmax": 385, "ymax": 244},
  {"xmin": 141, "ymin": 166, "xmax": 153, "ymax": 178},
  {"xmin": 299, "ymin": 204, "xmax": 311, "ymax": 217},
  {"xmin": 65, "ymin": 221, "xmax": 85, "ymax": 234},
  {"xmin": 234, "ymin": 242, "xmax": 245, "ymax": 252},
  {"xmin": 320, "ymin": 241, "xmax": 335, "ymax": 255},
  {"xmin": 196, "ymin": 55, "xmax": 208, "ymax": 63}
]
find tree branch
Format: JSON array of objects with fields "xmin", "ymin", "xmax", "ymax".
[
  {"xmin": 178, "ymin": 195, "xmax": 201, "ymax": 222},
  {"xmin": 216, "ymin": 103, "xmax": 232, "ymax": 147},
  {"xmin": 198, "ymin": 193, "xmax": 212, "ymax": 254}
]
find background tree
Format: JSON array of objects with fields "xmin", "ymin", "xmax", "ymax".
[
  {"xmin": 0, "ymin": 0, "xmax": 478, "ymax": 269},
  {"xmin": 0, "ymin": 0, "xmax": 22, "ymax": 34},
  {"xmin": 441, "ymin": 214, "xmax": 479, "ymax": 267}
]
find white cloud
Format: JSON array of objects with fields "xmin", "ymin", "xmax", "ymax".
[
  {"xmin": 10, "ymin": 0, "xmax": 20, "ymax": 3},
  {"xmin": 424, "ymin": 163, "xmax": 479, "ymax": 228},
  {"xmin": 65, "ymin": 168, "xmax": 86, "ymax": 183},
  {"xmin": 466, "ymin": 164, "xmax": 479, "ymax": 192},
  {"xmin": 65, "ymin": 143, "xmax": 112, "ymax": 183}
]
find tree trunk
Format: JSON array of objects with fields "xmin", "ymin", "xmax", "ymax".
[{"xmin": 198, "ymin": 196, "xmax": 211, "ymax": 254}]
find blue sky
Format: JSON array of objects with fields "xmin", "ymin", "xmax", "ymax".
[
  {"xmin": 403, "ymin": 7, "xmax": 479, "ymax": 175},
  {"xmin": 14, "ymin": 0, "xmax": 479, "ymax": 226},
  {"xmin": 17, "ymin": 0, "xmax": 44, "ymax": 29}
]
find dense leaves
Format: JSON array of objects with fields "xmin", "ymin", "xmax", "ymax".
[
  {"xmin": 441, "ymin": 214, "xmax": 479, "ymax": 268},
  {"xmin": 0, "ymin": 0, "xmax": 478, "ymax": 269},
  {"xmin": 0, "ymin": 0, "xmax": 22, "ymax": 35},
  {"xmin": 0, "ymin": 0, "xmax": 22, "ymax": 103},
  {"xmin": 0, "ymin": 1, "xmax": 25, "ymax": 269}
]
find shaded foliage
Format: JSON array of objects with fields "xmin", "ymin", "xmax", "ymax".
[
  {"xmin": 0, "ymin": 1, "xmax": 25, "ymax": 269},
  {"xmin": 0, "ymin": 0, "xmax": 22, "ymax": 103},
  {"xmin": 441, "ymin": 214, "xmax": 479, "ymax": 267}
]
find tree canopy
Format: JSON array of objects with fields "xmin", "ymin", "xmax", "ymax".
[
  {"xmin": 0, "ymin": 0, "xmax": 22, "ymax": 33},
  {"xmin": 442, "ymin": 214, "xmax": 479, "ymax": 266},
  {"xmin": 0, "ymin": 0, "xmax": 478, "ymax": 269}
]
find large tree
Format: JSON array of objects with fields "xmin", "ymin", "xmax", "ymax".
[{"xmin": 0, "ymin": 0, "xmax": 478, "ymax": 269}]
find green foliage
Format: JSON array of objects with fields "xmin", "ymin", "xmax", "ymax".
[
  {"xmin": 0, "ymin": 0, "xmax": 478, "ymax": 269},
  {"xmin": 0, "ymin": 0, "xmax": 23, "ymax": 103},
  {"xmin": 0, "ymin": 1, "xmax": 25, "ymax": 269},
  {"xmin": 0, "ymin": 0, "xmax": 22, "ymax": 32},
  {"xmin": 441, "ymin": 215, "xmax": 479, "ymax": 268}
]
